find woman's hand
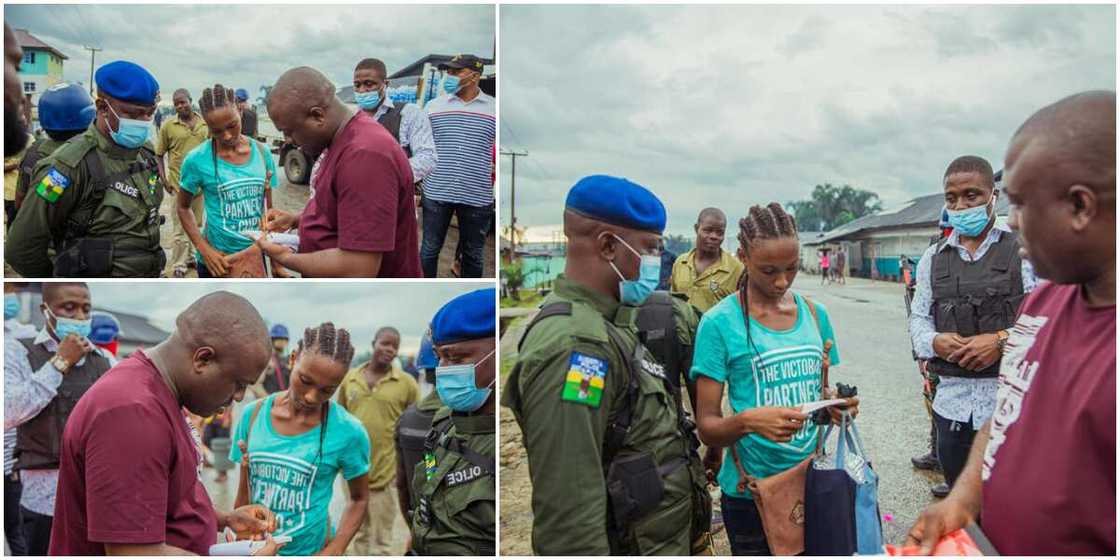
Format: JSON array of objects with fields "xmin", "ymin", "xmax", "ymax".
[
  {"xmin": 739, "ymin": 407, "xmax": 808, "ymax": 443},
  {"xmin": 251, "ymin": 534, "xmax": 288, "ymax": 556},
  {"xmin": 200, "ymin": 244, "xmax": 231, "ymax": 277},
  {"xmin": 262, "ymin": 209, "xmax": 297, "ymax": 232}
]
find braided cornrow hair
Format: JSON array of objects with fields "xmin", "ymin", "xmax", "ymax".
[
  {"xmin": 736, "ymin": 202, "xmax": 799, "ymax": 354},
  {"xmin": 294, "ymin": 322, "xmax": 355, "ymax": 467},
  {"xmin": 198, "ymin": 84, "xmax": 240, "ymax": 185}
]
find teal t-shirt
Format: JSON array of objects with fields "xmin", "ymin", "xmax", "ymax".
[
  {"xmin": 689, "ymin": 292, "xmax": 841, "ymax": 498},
  {"xmin": 179, "ymin": 139, "xmax": 278, "ymax": 256},
  {"xmin": 229, "ymin": 394, "xmax": 371, "ymax": 556}
]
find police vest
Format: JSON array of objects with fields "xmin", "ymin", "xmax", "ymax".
[
  {"xmin": 14, "ymin": 338, "xmax": 111, "ymax": 471},
  {"xmin": 928, "ymin": 231, "xmax": 1025, "ymax": 378},
  {"xmin": 396, "ymin": 402, "xmax": 436, "ymax": 512},
  {"xmin": 376, "ymin": 104, "xmax": 412, "ymax": 158},
  {"xmin": 635, "ymin": 291, "xmax": 692, "ymax": 395},
  {"xmin": 413, "ymin": 414, "xmax": 495, "ymax": 556}
]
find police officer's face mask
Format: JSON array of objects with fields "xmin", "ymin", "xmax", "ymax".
[
  {"xmin": 105, "ymin": 101, "xmax": 151, "ymax": 149},
  {"xmin": 435, "ymin": 349, "xmax": 496, "ymax": 412},
  {"xmin": 607, "ymin": 234, "xmax": 660, "ymax": 306}
]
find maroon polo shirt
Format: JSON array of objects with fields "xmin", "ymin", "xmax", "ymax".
[
  {"xmin": 299, "ymin": 111, "xmax": 421, "ymax": 277},
  {"xmin": 49, "ymin": 350, "xmax": 217, "ymax": 555}
]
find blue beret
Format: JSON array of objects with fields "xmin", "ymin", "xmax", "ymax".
[
  {"xmin": 565, "ymin": 175, "xmax": 666, "ymax": 233},
  {"xmin": 417, "ymin": 331, "xmax": 438, "ymax": 370},
  {"xmin": 95, "ymin": 61, "xmax": 159, "ymax": 105},
  {"xmin": 88, "ymin": 312, "xmax": 121, "ymax": 345},
  {"xmin": 431, "ymin": 288, "xmax": 496, "ymax": 345}
]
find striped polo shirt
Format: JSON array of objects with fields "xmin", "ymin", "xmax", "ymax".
[{"xmin": 423, "ymin": 91, "xmax": 496, "ymax": 207}]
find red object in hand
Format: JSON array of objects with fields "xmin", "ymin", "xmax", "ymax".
[{"xmin": 885, "ymin": 529, "xmax": 983, "ymax": 556}]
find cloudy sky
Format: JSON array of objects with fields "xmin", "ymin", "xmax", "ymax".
[
  {"xmin": 5, "ymin": 4, "xmax": 494, "ymax": 104},
  {"xmin": 500, "ymin": 4, "xmax": 1115, "ymax": 239},
  {"xmin": 86, "ymin": 282, "xmax": 490, "ymax": 354}
]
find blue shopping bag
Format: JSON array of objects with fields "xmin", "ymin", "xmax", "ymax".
[{"xmin": 805, "ymin": 412, "xmax": 883, "ymax": 555}]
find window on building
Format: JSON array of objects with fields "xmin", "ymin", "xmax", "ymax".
[
  {"xmin": 22, "ymin": 52, "xmax": 34, "ymax": 65},
  {"xmin": 23, "ymin": 82, "xmax": 36, "ymax": 93}
]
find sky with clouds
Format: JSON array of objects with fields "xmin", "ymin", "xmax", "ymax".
[
  {"xmin": 84, "ymin": 282, "xmax": 490, "ymax": 354},
  {"xmin": 5, "ymin": 4, "xmax": 494, "ymax": 104},
  {"xmin": 500, "ymin": 4, "xmax": 1115, "ymax": 239}
]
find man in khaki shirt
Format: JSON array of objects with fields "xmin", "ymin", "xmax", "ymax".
[
  {"xmin": 156, "ymin": 89, "xmax": 208, "ymax": 277},
  {"xmin": 670, "ymin": 207, "xmax": 744, "ymax": 312},
  {"xmin": 338, "ymin": 326, "xmax": 419, "ymax": 555}
]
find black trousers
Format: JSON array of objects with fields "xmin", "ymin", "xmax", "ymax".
[
  {"xmin": 5, "ymin": 475, "xmax": 26, "ymax": 556},
  {"xmin": 721, "ymin": 493, "xmax": 773, "ymax": 556},
  {"xmin": 934, "ymin": 411, "xmax": 977, "ymax": 489},
  {"xmin": 19, "ymin": 506, "xmax": 52, "ymax": 556}
]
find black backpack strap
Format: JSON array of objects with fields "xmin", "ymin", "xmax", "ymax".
[
  {"xmin": 601, "ymin": 321, "xmax": 640, "ymax": 468},
  {"xmin": 19, "ymin": 138, "xmax": 45, "ymax": 176},
  {"xmin": 516, "ymin": 301, "xmax": 572, "ymax": 352},
  {"xmin": 635, "ymin": 291, "xmax": 680, "ymax": 388},
  {"xmin": 444, "ymin": 437, "xmax": 495, "ymax": 477}
]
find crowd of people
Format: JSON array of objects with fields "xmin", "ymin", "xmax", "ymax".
[
  {"xmin": 2, "ymin": 23, "xmax": 495, "ymax": 279},
  {"xmin": 504, "ymin": 89, "xmax": 1115, "ymax": 555},
  {"xmin": 2, "ymin": 284, "xmax": 497, "ymax": 555}
]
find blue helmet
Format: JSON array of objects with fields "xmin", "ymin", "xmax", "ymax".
[
  {"xmin": 39, "ymin": 83, "xmax": 95, "ymax": 132},
  {"xmin": 270, "ymin": 323, "xmax": 289, "ymax": 340},
  {"xmin": 235, "ymin": 88, "xmax": 249, "ymax": 102},
  {"xmin": 417, "ymin": 331, "xmax": 438, "ymax": 370},
  {"xmin": 88, "ymin": 312, "xmax": 121, "ymax": 345}
]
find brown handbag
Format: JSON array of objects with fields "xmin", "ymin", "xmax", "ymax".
[{"xmin": 727, "ymin": 289, "xmax": 834, "ymax": 556}]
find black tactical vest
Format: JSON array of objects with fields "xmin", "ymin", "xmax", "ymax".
[
  {"xmin": 376, "ymin": 104, "xmax": 413, "ymax": 158},
  {"xmin": 635, "ymin": 291, "xmax": 685, "ymax": 394},
  {"xmin": 396, "ymin": 402, "xmax": 437, "ymax": 512},
  {"xmin": 14, "ymin": 338, "xmax": 111, "ymax": 470},
  {"xmin": 928, "ymin": 231, "xmax": 1025, "ymax": 378}
]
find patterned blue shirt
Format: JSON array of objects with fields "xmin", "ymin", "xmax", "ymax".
[
  {"xmin": 423, "ymin": 92, "xmax": 495, "ymax": 207},
  {"xmin": 908, "ymin": 222, "xmax": 1038, "ymax": 427}
]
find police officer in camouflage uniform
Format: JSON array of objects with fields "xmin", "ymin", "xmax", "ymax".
[
  {"xmin": 14, "ymin": 83, "xmax": 95, "ymax": 212},
  {"xmin": 6, "ymin": 61, "xmax": 164, "ymax": 277},
  {"xmin": 503, "ymin": 175, "xmax": 712, "ymax": 556},
  {"xmin": 410, "ymin": 288, "xmax": 495, "ymax": 555}
]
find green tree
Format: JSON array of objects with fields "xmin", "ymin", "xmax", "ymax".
[
  {"xmin": 502, "ymin": 261, "xmax": 526, "ymax": 301},
  {"xmin": 787, "ymin": 183, "xmax": 882, "ymax": 232}
]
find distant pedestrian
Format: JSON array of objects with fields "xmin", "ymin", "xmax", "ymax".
[
  {"xmin": 156, "ymin": 88, "xmax": 209, "ymax": 278},
  {"xmin": 835, "ymin": 247, "xmax": 846, "ymax": 284},
  {"xmin": 236, "ymin": 88, "xmax": 258, "ymax": 139},
  {"xmin": 420, "ymin": 54, "xmax": 495, "ymax": 278},
  {"xmin": 819, "ymin": 249, "xmax": 830, "ymax": 285}
]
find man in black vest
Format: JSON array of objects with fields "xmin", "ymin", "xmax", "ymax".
[
  {"xmin": 908, "ymin": 156, "xmax": 1037, "ymax": 497},
  {"xmin": 394, "ymin": 331, "xmax": 443, "ymax": 536},
  {"xmin": 352, "ymin": 58, "xmax": 438, "ymax": 187},
  {"xmin": 3, "ymin": 282, "xmax": 111, "ymax": 554}
]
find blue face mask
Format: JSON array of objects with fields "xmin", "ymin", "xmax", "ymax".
[
  {"xmin": 5, "ymin": 294, "xmax": 20, "ymax": 320},
  {"xmin": 608, "ymin": 234, "xmax": 661, "ymax": 306},
  {"xmin": 44, "ymin": 307, "xmax": 92, "ymax": 340},
  {"xmin": 442, "ymin": 74, "xmax": 462, "ymax": 95},
  {"xmin": 106, "ymin": 102, "xmax": 152, "ymax": 149},
  {"xmin": 435, "ymin": 349, "xmax": 496, "ymax": 412},
  {"xmin": 354, "ymin": 89, "xmax": 382, "ymax": 110},
  {"xmin": 946, "ymin": 194, "xmax": 995, "ymax": 237}
]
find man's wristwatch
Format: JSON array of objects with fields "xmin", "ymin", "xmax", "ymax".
[
  {"xmin": 49, "ymin": 354, "xmax": 72, "ymax": 373},
  {"xmin": 995, "ymin": 330, "xmax": 1010, "ymax": 353}
]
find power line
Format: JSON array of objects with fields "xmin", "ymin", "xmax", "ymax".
[
  {"xmin": 500, "ymin": 149, "xmax": 528, "ymax": 259},
  {"xmin": 83, "ymin": 46, "xmax": 102, "ymax": 95}
]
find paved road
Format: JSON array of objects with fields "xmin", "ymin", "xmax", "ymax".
[{"xmin": 498, "ymin": 276, "xmax": 946, "ymax": 554}]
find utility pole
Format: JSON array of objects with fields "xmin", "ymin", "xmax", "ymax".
[
  {"xmin": 83, "ymin": 46, "xmax": 101, "ymax": 95},
  {"xmin": 500, "ymin": 149, "xmax": 528, "ymax": 261}
]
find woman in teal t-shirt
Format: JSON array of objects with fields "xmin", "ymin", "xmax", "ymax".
[
  {"xmin": 231, "ymin": 322, "xmax": 371, "ymax": 556},
  {"xmin": 689, "ymin": 203, "xmax": 859, "ymax": 556},
  {"xmin": 177, "ymin": 83, "xmax": 279, "ymax": 277}
]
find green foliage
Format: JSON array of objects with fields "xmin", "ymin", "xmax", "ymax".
[
  {"xmin": 502, "ymin": 261, "xmax": 526, "ymax": 301},
  {"xmin": 787, "ymin": 183, "xmax": 883, "ymax": 232}
]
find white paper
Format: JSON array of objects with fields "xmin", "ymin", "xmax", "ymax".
[
  {"xmin": 240, "ymin": 230, "xmax": 300, "ymax": 251},
  {"xmin": 800, "ymin": 398, "xmax": 848, "ymax": 414}
]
